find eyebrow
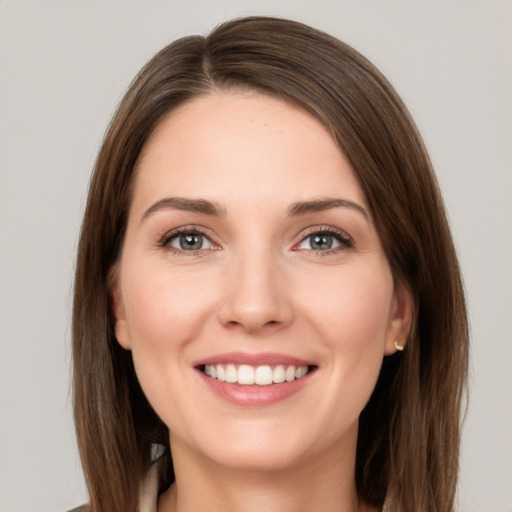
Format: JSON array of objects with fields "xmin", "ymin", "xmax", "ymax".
[
  {"xmin": 141, "ymin": 196, "xmax": 370, "ymax": 223},
  {"xmin": 141, "ymin": 197, "xmax": 226, "ymax": 222},
  {"xmin": 287, "ymin": 198, "xmax": 370, "ymax": 222}
]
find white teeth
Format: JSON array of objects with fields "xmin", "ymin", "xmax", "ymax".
[
  {"xmin": 285, "ymin": 366, "xmax": 296, "ymax": 382},
  {"xmin": 295, "ymin": 366, "xmax": 308, "ymax": 379},
  {"xmin": 203, "ymin": 364, "xmax": 309, "ymax": 386},
  {"xmin": 238, "ymin": 365, "xmax": 254, "ymax": 385},
  {"xmin": 273, "ymin": 365, "xmax": 286, "ymax": 383},
  {"xmin": 225, "ymin": 364, "xmax": 237, "ymax": 383},
  {"xmin": 254, "ymin": 365, "xmax": 273, "ymax": 386}
]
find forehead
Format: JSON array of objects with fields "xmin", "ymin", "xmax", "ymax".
[{"xmin": 131, "ymin": 90, "xmax": 368, "ymax": 212}]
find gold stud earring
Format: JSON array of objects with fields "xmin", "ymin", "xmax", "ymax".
[{"xmin": 394, "ymin": 340, "xmax": 404, "ymax": 352}]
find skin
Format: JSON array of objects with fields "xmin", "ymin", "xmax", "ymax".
[{"xmin": 112, "ymin": 90, "xmax": 412, "ymax": 512}]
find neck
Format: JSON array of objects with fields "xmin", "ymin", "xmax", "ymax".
[{"xmin": 158, "ymin": 429, "xmax": 374, "ymax": 512}]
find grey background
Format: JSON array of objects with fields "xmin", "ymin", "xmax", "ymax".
[{"xmin": 0, "ymin": 1, "xmax": 510, "ymax": 511}]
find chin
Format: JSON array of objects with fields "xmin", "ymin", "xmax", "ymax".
[
  {"xmin": 171, "ymin": 413, "xmax": 358, "ymax": 475},
  {"xmin": 203, "ymin": 439, "xmax": 310, "ymax": 473}
]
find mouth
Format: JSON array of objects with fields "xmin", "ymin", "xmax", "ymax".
[
  {"xmin": 200, "ymin": 363, "xmax": 314, "ymax": 386},
  {"xmin": 193, "ymin": 352, "xmax": 317, "ymax": 405}
]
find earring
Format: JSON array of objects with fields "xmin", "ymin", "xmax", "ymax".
[{"xmin": 394, "ymin": 340, "xmax": 404, "ymax": 352}]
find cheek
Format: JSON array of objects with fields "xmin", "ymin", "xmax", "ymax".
[
  {"xmin": 304, "ymin": 264, "xmax": 394, "ymax": 348},
  {"xmin": 119, "ymin": 266, "xmax": 211, "ymax": 388},
  {"xmin": 120, "ymin": 266, "xmax": 219, "ymax": 427},
  {"xmin": 302, "ymin": 265, "xmax": 394, "ymax": 403},
  {"xmin": 123, "ymin": 265, "xmax": 215, "ymax": 349}
]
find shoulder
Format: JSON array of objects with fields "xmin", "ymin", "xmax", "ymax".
[{"xmin": 67, "ymin": 506, "xmax": 89, "ymax": 512}]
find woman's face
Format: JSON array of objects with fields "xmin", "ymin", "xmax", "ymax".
[{"xmin": 113, "ymin": 91, "xmax": 411, "ymax": 472}]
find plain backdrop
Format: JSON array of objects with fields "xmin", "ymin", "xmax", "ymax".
[{"xmin": 0, "ymin": 1, "xmax": 511, "ymax": 511}]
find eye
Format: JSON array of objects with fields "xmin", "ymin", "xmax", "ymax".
[
  {"xmin": 295, "ymin": 228, "xmax": 352, "ymax": 252},
  {"xmin": 160, "ymin": 228, "xmax": 217, "ymax": 253},
  {"xmin": 171, "ymin": 232, "xmax": 213, "ymax": 250},
  {"xmin": 298, "ymin": 233, "xmax": 340, "ymax": 251}
]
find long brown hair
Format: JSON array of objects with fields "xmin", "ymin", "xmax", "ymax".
[{"xmin": 73, "ymin": 16, "xmax": 468, "ymax": 512}]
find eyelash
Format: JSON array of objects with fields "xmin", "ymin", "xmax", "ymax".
[
  {"xmin": 293, "ymin": 226, "xmax": 353, "ymax": 255},
  {"xmin": 157, "ymin": 225, "xmax": 219, "ymax": 256},
  {"xmin": 157, "ymin": 225, "xmax": 353, "ymax": 256}
]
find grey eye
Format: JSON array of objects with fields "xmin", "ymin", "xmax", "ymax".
[
  {"xmin": 298, "ymin": 233, "xmax": 341, "ymax": 251},
  {"xmin": 169, "ymin": 232, "xmax": 214, "ymax": 251},
  {"xmin": 310, "ymin": 234, "xmax": 334, "ymax": 250}
]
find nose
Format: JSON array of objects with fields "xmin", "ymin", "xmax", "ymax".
[{"xmin": 217, "ymin": 251, "xmax": 294, "ymax": 334}]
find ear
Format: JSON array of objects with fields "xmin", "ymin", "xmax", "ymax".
[
  {"xmin": 384, "ymin": 280, "xmax": 414, "ymax": 355},
  {"xmin": 109, "ymin": 266, "xmax": 132, "ymax": 350}
]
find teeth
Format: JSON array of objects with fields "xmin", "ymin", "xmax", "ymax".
[
  {"xmin": 238, "ymin": 365, "xmax": 254, "ymax": 385},
  {"xmin": 225, "ymin": 364, "xmax": 237, "ymax": 383},
  {"xmin": 203, "ymin": 364, "xmax": 310, "ymax": 386},
  {"xmin": 254, "ymin": 365, "xmax": 273, "ymax": 386},
  {"xmin": 295, "ymin": 366, "xmax": 308, "ymax": 379},
  {"xmin": 273, "ymin": 365, "xmax": 286, "ymax": 383}
]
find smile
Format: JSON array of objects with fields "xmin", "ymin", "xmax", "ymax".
[{"xmin": 203, "ymin": 364, "xmax": 310, "ymax": 386}]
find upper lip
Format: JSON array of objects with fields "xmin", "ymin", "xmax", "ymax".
[{"xmin": 192, "ymin": 351, "xmax": 314, "ymax": 368}]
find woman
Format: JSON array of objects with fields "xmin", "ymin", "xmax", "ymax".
[{"xmin": 72, "ymin": 16, "xmax": 468, "ymax": 512}]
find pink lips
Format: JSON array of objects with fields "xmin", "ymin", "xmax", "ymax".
[{"xmin": 193, "ymin": 351, "xmax": 316, "ymax": 407}]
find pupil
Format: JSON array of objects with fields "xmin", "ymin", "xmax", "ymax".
[
  {"xmin": 311, "ymin": 234, "xmax": 332, "ymax": 250},
  {"xmin": 180, "ymin": 233, "xmax": 202, "ymax": 250}
]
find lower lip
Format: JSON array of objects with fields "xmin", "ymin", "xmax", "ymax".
[{"xmin": 197, "ymin": 370, "xmax": 313, "ymax": 407}]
